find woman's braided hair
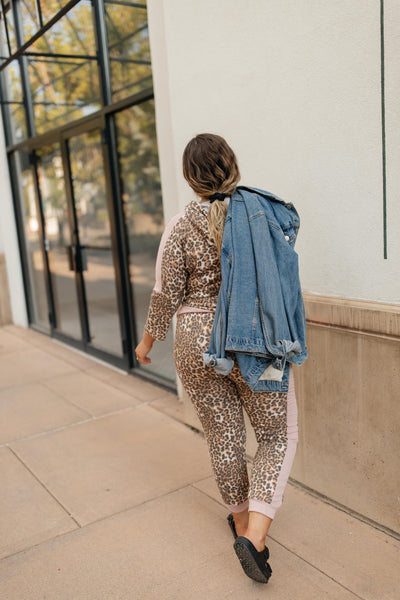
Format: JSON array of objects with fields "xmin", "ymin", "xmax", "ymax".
[{"xmin": 182, "ymin": 133, "xmax": 240, "ymax": 253}]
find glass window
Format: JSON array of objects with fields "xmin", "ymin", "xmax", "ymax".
[
  {"xmin": 69, "ymin": 128, "xmax": 123, "ymax": 357},
  {"xmin": 27, "ymin": 1, "xmax": 101, "ymax": 134},
  {"xmin": 115, "ymin": 100, "xmax": 175, "ymax": 382},
  {"xmin": 1, "ymin": 5, "xmax": 18, "ymax": 55},
  {"xmin": 40, "ymin": 0, "xmax": 70, "ymax": 25},
  {"xmin": 20, "ymin": 1, "xmax": 41, "ymax": 41},
  {"xmin": 105, "ymin": 1, "xmax": 152, "ymax": 102},
  {"xmin": 0, "ymin": 9, "xmax": 10, "ymax": 62},
  {"xmin": 12, "ymin": 151, "xmax": 50, "ymax": 331},
  {"xmin": 1, "ymin": 60, "xmax": 28, "ymax": 142},
  {"xmin": 36, "ymin": 144, "xmax": 81, "ymax": 340}
]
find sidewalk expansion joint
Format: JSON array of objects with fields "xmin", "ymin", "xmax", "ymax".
[
  {"xmin": 6, "ymin": 446, "xmax": 81, "ymax": 529},
  {"xmin": 0, "ymin": 405, "xmax": 139, "ymax": 448},
  {"xmin": 269, "ymin": 536, "xmax": 366, "ymax": 600},
  {"xmin": 0, "ymin": 482, "xmax": 201, "ymax": 562},
  {"xmin": 289, "ymin": 477, "xmax": 400, "ymax": 542},
  {"xmin": 190, "ymin": 483, "xmax": 370, "ymax": 600}
]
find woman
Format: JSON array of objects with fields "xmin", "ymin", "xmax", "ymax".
[{"xmin": 135, "ymin": 133, "xmax": 302, "ymax": 584}]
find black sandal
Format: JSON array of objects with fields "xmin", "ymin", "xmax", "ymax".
[
  {"xmin": 227, "ymin": 513, "xmax": 237, "ymax": 539},
  {"xmin": 233, "ymin": 536, "xmax": 272, "ymax": 583}
]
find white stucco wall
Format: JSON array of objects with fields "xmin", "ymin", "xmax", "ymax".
[
  {"xmin": 148, "ymin": 0, "xmax": 400, "ymax": 304},
  {"xmin": 0, "ymin": 118, "xmax": 28, "ymax": 326}
]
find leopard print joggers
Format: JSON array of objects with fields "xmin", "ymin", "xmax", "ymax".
[{"xmin": 174, "ymin": 312, "xmax": 298, "ymax": 519}]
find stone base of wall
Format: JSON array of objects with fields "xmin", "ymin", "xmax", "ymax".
[
  {"xmin": 182, "ymin": 293, "xmax": 400, "ymax": 534},
  {"xmin": 0, "ymin": 253, "xmax": 12, "ymax": 326}
]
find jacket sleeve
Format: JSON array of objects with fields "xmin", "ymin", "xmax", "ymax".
[
  {"xmin": 144, "ymin": 220, "xmax": 188, "ymax": 341},
  {"xmin": 202, "ymin": 218, "xmax": 235, "ymax": 375}
]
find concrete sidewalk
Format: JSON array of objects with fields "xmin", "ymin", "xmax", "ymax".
[{"xmin": 0, "ymin": 325, "xmax": 398, "ymax": 600}]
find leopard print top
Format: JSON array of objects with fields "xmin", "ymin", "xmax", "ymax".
[{"xmin": 144, "ymin": 200, "xmax": 221, "ymax": 340}]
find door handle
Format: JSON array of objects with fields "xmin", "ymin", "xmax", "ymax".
[
  {"xmin": 66, "ymin": 245, "xmax": 75, "ymax": 271},
  {"xmin": 79, "ymin": 246, "xmax": 88, "ymax": 272},
  {"xmin": 66, "ymin": 245, "xmax": 88, "ymax": 272}
]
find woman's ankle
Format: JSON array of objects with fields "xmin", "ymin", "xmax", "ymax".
[
  {"xmin": 232, "ymin": 509, "xmax": 249, "ymax": 536},
  {"xmin": 243, "ymin": 527, "xmax": 266, "ymax": 552}
]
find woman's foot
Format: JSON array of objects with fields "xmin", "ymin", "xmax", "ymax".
[
  {"xmin": 233, "ymin": 536, "xmax": 272, "ymax": 583},
  {"xmin": 231, "ymin": 509, "xmax": 249, "ymax": 537},
  {"xmin": 244, "ymin": 511, "xmax": 273, "ymax": 551},
  {"xmin": 227, "ymin": 514, "xmax": 237, "ymax": 539}
]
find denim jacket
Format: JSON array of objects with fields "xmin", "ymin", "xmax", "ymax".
[{"xmin": 203, "ymin": 186, "xmax": 308, "ymax": 392}]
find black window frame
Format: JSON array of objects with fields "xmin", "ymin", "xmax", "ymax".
[{"xmin": 0, "ymin": 0, "xmax": 175, "ymax": 391}]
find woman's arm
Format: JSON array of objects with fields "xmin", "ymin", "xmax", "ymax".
[
  {"xmin": 135, "ymin": 331, "xmax": 155, "ymax": 364},
  {"xmin": 135, "ymin": 214, "xmax": 188, "ymax": 364}
]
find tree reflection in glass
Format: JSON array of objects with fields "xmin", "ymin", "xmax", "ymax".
[
  {"xmin": 115, "ymin": 100, "xmax": 175, "ymax": 382},
  {"xmin": 1, "ymin": 61, "xmax": 28, "ymax": 142},
  {"xmin": 20, "ymin": 1, "xmax": 41, "ymax": 41},
  {"xmin": 69, "ymin": 129, "xmax": 123, "ymax": 357},
  {"xmin": 105, "ymin": 1, "xmax": 152, "ymax": 101},
  {"xmin": 28, "ymin": 0, "xmax": 101, "ymax": 134},
  {"xmin": 14, "ymin": 152, "xmax": 50, "ymax": 330},
  {"xmin": 36, "ymin": 144, "xmax": 81, "ymax": 339}
]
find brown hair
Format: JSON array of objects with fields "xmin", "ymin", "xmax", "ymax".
[{"xmin": 182, "ymin": 133, "xmax": 240, "ymax": 253}]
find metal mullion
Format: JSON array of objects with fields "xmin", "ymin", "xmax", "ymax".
[
  {"xmin": 12, "ymin": 0, "xmax": 35, "ymax": 138},
  {"xmin": 102, "ymin": 113, "xmax": 136, "ymax": 366},
  {"xmin": 0, "ymin": 0, "xmax": 80, "ymax": 72},
  {"xmin": 104, "ymin": 1, "xmax": 146, "ymax": 8},
  {"xmin": 33, "ymin": 101, "xmax": 91, "ymax": 108},
  {"xmin": 25, "ymin": 51, "xmax": 97, "ymax": 61},
  {"xmin": 92, "ymin": 0, "xmax": 112, "ymax": 106},
  {"xmin": 4, "ymin": 86, "xmax": 154, "ymax": 152},
  {"xmin": 0, "ymin": 63, "xmax": 15, "ymax": 145},
  {"xmin": 60, "ymin": 134, "xmax": 91, "ymax": 345},
  {"xmin": 109, "ymin": 56, "xmax": 150, "ymax": 65},
  {"xmin": 30, "ymin": 149, "xmax": 58, "ymax": 330},
  {"xmin": 60, "ymin": 112, "xmax": 103, "ymax": 139},
  {"xmin": 35, "ymin": 0, "xmax": 43, "ymax": 28},
  {"xmin": 29, "ymin": 57, "xmax": 85, "ymax": 65},
  {"xmin": 0, "ymin": 0, "xmax": 12, "ymax": 56},
  {"xmin": 7, "ymin": 152, "xmax": 33, "ymax": 324}
]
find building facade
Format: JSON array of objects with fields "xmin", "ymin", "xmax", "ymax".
[
  {"xmin": 0, "ymin": 0, "xmax": 175, "ymax": 385},
  {"xmin": 1, "ymin": 1, "xmax": 399, "ymax": 535}
]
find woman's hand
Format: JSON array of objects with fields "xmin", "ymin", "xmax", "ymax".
[{"xmin": 135, "ymin": 332, "xmax": 155, "ymax": 365}]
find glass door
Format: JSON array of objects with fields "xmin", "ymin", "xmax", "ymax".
[
  {"xmin": 60, "ymin": 123, "xmax": 125, "ymax": 359},
  {"xmin": 36, "ymin": 143, "xmax": 81, "ymax": 340}
]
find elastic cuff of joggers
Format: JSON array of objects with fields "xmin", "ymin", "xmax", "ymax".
[
  {"xmin": 248, "ymin": 498, "xmax": 276, "ymax": 520},
  {"xmin": 226, "ymin": 499, "xmax": 249, "ymax": 513}
]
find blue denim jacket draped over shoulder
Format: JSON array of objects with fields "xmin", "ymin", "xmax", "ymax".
[{"xmin": 203, "ymin": 186, "xmax": 308, "ymax": 392}]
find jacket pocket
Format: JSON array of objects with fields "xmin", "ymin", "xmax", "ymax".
[{"xmin": 281, "ymin": 224, "xmax": 298, "ymax": 246}]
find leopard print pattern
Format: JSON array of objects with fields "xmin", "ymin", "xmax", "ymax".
[
  {"xmin": 174, "ymin": 311, "xmax": 249, "ymax": 505},
  {"xmin": 174, "ymin": 311, "xmax": 294, "ymax": 509},
  {"xmin": 145, "ymin": 201, "xmax": 221, "ymax": 340}
]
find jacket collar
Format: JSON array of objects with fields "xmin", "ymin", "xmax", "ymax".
[{"xmin": 185, "ymin": 200, "xmax": 209, "ymax": 236}]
